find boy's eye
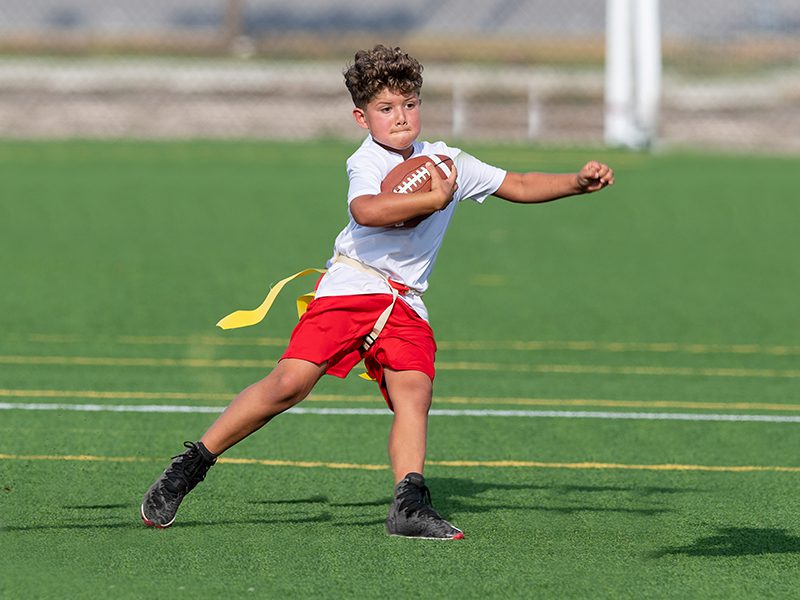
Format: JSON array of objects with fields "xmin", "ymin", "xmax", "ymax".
[{"xmin": 405, "ymin": 102, "xmax": 417, "ymax": 109}]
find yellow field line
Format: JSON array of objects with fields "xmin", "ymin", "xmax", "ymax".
[
  {"xmin": 428, "ymin": 396, "xmax": 800, "ymax": 412},
  {"xmin": 0, "ymin": 389, "xmax": 233, "ymax": 402},
  {"xmin": 218, "ymin": 457, "xmax": 387, "ymax": 470},
  {"xmin": 16, "ymin": 333, "xmax": 800, "ymax": 356},
  {"xmin": 1, "ymin": 452, "xmax": 798, "ymax": 473},
  {"xmin": 437, "ymin": 362, "xmax": 800, "ymax": 378},
  {"xmin": 0, "ymin": 355, "xmax": 276, "ymax": 368},
  {"xmin": 116, "ymin": 335, "xmax": 287, "ymax": 347},
  {"xmin": 439, "ymin": 340, "xmax": 800, "ymax": 356},
  {"xmin": 0, "ymin": 453, "xmax": 386, "ymax": 471},
  {"xmin": 2, "ymin": 388, "xmax": 800, "ymax": 413},
  {"xmin": 0, "ymin": 454, "xmax": 151, "ymax": 463},
  {"xmin": 427, "ymin": 460, "xmax": 800, "ymax": 473},
  {"xmin": 2, "ymin": 354, "xmax": 799, "ymax": 379}
]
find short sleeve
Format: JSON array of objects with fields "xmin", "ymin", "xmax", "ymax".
[
  {"xmin": 453, "ymin": 152, "xmax": 507, "ymax": 204},
  {"xmin": 346, "ymin": 155, "xmax": 384, "ymax": 204}
]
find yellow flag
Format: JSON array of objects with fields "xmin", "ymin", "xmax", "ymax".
[{"xmin": 216, "ymin": 268, "xmax": 325, "ymax": 330}]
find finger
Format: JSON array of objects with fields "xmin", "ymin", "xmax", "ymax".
[
  {"xmin": 581, "ymin": 162, "xmax": 598, "ymax": 180},
  {"xmin": 447, "ymin": 163, "xmax": 458, "ymax": 184},
  {"xmin": 588, "ymin": 163, "xmax": 614, "ymax": 185}
]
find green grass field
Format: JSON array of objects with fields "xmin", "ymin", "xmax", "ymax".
[{"xmin": 1, "ymin": 140, "xmax": 799, "ymax": 598}]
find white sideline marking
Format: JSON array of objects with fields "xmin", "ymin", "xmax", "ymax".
[{"xmin": 1, "ymin": 402, "xmax": 800, "ymax": 423}]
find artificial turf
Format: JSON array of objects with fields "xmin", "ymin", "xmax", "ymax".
[{"xmin": 1, "ymin": 140, "xmax": 798, "ymax": 598}]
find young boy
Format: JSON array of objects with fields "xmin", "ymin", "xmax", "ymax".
[{"xmin": 141, "ymin": 45, "xmax": 614, "ymax": 540}]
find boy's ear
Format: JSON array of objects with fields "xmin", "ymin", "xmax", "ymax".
[{"xmin": 353, "ymin": 107, "xmax": 369, "ymax": 130}]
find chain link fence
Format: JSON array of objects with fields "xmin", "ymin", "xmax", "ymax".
[{"xmin": 0, "ymin": 0, "xmax": 798, "ymax": 152}]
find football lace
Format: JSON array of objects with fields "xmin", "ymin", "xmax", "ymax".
[{"xmin": 394, "ymin": 167, "xmax": 430, "ymax": 194}]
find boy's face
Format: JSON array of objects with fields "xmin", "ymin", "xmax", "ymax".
[{"xmin": 353, "ymin": 88, "xmax": 421, "ymax": 158}]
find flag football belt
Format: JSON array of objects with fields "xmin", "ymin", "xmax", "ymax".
[{"xmin": 215, "ymin": 255, "xmax": 422, "ymax": 351}]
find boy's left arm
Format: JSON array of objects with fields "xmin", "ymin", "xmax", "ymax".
[{"xmin": 493, "ymin": 160, "xmax": 614, "ymax": 204}]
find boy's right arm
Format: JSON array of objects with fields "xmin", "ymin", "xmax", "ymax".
[{"xmin": 349, "ymin": 162, "xmax": 458, "ymax": 227}]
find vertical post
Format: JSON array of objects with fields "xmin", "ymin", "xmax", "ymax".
[
  {"xmin": 452, "ymin": 82, "xmax": 466, "ymax": 139},
  {"xmin": 604, "ymin": 0, "xmax": 638, "ymax": 147},
  {"xmin": 527, "ymin": 83, "xmax": 541, "ymax": 140},
  {"xmin": 223, "ymin": 0, "xmax": 244, "ymax": 47},
  {"xmin": 634, "ymin": 0, "xmax": 661, "ymax": 147}
]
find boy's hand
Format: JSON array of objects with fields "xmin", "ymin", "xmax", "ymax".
[
  {"xmin": 427, "ymin": 161, "xmax": 458, "ymax": 209},
  {"xmin": 576, "ymin": 161, "xmax": 614, "ymax": 193}
]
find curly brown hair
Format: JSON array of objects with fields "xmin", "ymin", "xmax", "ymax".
[{"xmin": 343, "ymin": 45, "xmax": 424, "ymax": 108}]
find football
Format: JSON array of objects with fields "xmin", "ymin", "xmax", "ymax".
[{"xmin": 381, "ymin": 154, "xmax": 455, "ymax": 195}]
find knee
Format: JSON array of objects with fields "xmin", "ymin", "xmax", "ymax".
[
  {"xmin": 245, "ymin": 367, "xmax": 313, "ymax": 409},
  {"xmin": 269, "ymin": 369, "xmax": 313, "ymax": 404},
  {"xmin": 392, "ymin": 380, "xmax": 433, "ymax": 414},
  {"xmin": 417, "ymin": 391, "xmax": 432, "ymax": 413}
]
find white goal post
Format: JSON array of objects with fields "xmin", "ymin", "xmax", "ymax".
[{"xmin": 605, "ymin": 0, "xmax": 662, "ymax": 149}]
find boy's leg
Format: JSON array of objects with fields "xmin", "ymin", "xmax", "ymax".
[
  {"xmin": 141, "ymin": 358, "xmax": 326, "ymax": 528},
  {"xmin": 383, "ymin": 368, "xmax": 463, "ymax": 540},
  {"xmin": 384, "ymin": 368, "xmax": 431, "ymax": 483},
  {"xmin": 201, "ymin": 358, "xmax": 328, "ymax": 455}
]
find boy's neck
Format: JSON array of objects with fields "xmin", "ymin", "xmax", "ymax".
[{"xmin": 373, "ymin": 136, "xmax": 415, "ymax": 160}]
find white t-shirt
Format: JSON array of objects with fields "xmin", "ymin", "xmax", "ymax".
[{"xmin": 314, "ymin": 135, "xmax": 507, "ymax": 321}]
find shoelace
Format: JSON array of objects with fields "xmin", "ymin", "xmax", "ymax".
[
  {"xmin": 396, "ymin": 481, "xmax": 440, "ymax": 520},
  {"xmin": 170, "ymin": 441, "xmax": 201, "ymax": 461},
  {"xmin": 164, "ymin": 442, "xmax": 213, "ymax": 493}
]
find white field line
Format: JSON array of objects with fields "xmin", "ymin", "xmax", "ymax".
[
  {"xmin": 3, "ymin": 388, "xmax": 800, "ymax": 412},
  {"xmin": 2, "ymin": 402, "xmax": 800, "ymax": 423}
]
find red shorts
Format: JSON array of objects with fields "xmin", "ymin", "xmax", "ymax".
[{"xmin": 281, "ymin": 294, "xmax": 436, "ymax": 409}]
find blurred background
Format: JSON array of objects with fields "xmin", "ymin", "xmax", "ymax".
[{"xmin": 0, "ymin": 0, "xmax": 798, "ymax": 152}]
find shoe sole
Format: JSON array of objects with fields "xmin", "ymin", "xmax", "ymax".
[
  {"xmin": 387, "ymin": 531, "xmax": 465, "ymax": 540},
  {"xmin": 140, "ymin": 503, "xmax": 176, "ymax": 529}
]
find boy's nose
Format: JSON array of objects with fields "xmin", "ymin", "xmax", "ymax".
[{"xmin": 396, "ymin": 110, "xmax": 407, "ymax": 125}]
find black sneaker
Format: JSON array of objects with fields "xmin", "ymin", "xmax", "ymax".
[
  {"xmin": 140, "ymin": 441, "xmax": 216, "ymax": 528},
  {"xmin": 385, "ymin": 472, "xmax": 464, "ymax": 540}
]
